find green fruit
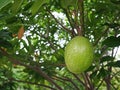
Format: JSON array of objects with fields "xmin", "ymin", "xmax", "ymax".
[{"xmin": 65, "ymin": 36, "xmax": 94, "ymax": 74}]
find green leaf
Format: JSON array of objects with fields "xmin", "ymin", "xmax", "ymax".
[
  {"xmin": 0, "ymin": 0, "xmax": 13, "ymax": 10},
  {"xmin": 100, "ymin": 56, "xmax": 114, "ymax": 63},
  {"xmin": 0, "ymin": 38, "xmax": 12, "ymax": 48},
  {"xmin": 110, "ymin": 0, "xmax": 120, "ymax": 4},
  {"xmin": 90, "ymin": 70, "xmax": 98, "ymax": 79},
  {"xmin": 11, "ymin": 0, "xmax": 23, "ymax": 13},
  {"xmin": 102, "ymin": 36, "xmax": 120, "ymax": 47},
  {"xmin": 97, "ymin": 68, "xmax": 110, "ymax": 79},
  {"xmin": 60, "ymin": 0, "xmax": 78, "ymax": 9},
  {"xmin": 5, "ymin": 16, "xmax": 18, "ymax": 24},
  {"xmin": 30, "ymin": 0, "xmax": 49, "ymax": 16},
  {"xmin": 106, "ymin": 61, "xmax": 120, "ymax": 68}
]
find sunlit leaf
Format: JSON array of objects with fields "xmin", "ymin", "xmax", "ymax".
[{"xmin": 30, "ymin": 0, "xmax": 49, "ymax": 16}]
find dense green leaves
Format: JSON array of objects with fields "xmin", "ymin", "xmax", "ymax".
[
  {"xmin": 0, "ymin": 0, "xmax": 120, "ymax": 90},
  {"xmin": 0, "ymin": 0, "xmax": 12, "ymax": 10}
]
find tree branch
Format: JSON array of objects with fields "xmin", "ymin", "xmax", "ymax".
[
  {"xmin": 93, "ymin": 27, "xmax": 109, "ymax": 46},
  {"xmin": 72, "ymin": 73, "xmax": 86, "ymax": 86},
  {"xmin": 0, "ymin": 48, "xmax": 62, "ymax": 90},
  {"xmin": 53, "ymin": 75, "xmax": 80, "ymax": 90},
  {"xmin": 78, "ymin": 0, "xmax": 84, "ymax": 36},
  {"xmin": 9, "ymin": 78, "xmax": 56, "ymax": 90},
  {"xmin": 48, "ymin": 10, "xmax": 72, "ymax": 34}
]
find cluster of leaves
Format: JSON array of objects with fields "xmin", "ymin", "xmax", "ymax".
[{"xmin": 0, "ymin": 0, "xmax": 120, "ymax": 90}]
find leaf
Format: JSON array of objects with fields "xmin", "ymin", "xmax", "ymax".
[
  {"xmin": 102, "ymin": 36, "xmax": 120, "ymax": 47},
  {"xmin": 11, "ymin": 0, "xmax": 23, "ymax": 13},
  {"xmin": 30, "ymin": 0, "xmax": 49, "ymax": 16},
  {"xmin": 0, "ymin": 38, "xmax": 12, "ymax": 48},
  {"xmin": 5, "ymin": 16, "xmax": 17, "ymax": 24},
  {"xmin": 18, "ymin": 26, "xmax": 24, "ymax": 39},
  {"xmin": 23, "ymin": 1, "xmax": 33, "ymax": 11},
  {"xmin": 60, "ymin": 0, "xmax": 78, "ymax": 9},
  {"xmin": 97, "ymin": 68, "xmax": 110, "ymax": 79},
  {"xmin": 90, "ymin": 70, "xmax": 98, "ymax": 79},
  {"xmin": 100, "ymin": 56, "xmax": 114, "ymax": 63},
  {"xmin": 0, "ymin": 30, "xmax": 12, "ymax": 40},
  {"xmin": 110, "ymin": 0, "xmax": 120, "ymax": 4},
  {"xmin": 106, "ymin": 61, "xmax": 120, "ymax": 68},
  {"xmin": 0, "ymin": 0, "xmax": 13, "ymax": 10}
]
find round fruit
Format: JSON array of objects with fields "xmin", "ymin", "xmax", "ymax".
[{"xmin": 65, "ymin": 36, "xmax": 94, "ymax": 74}]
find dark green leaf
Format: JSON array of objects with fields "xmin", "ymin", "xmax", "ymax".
[
  {"xmin": 5, "ymin": 16, "xmax": 18, "ymax": 24},
  {"xmin": 0, "ymin": 38, "xmax": 12, "ymax": 48},
  {"xmin": 100, "ymin": 56, "xmax": 114, "ymax": 63},
  {"xmin": 102, "ymin": 36, "xmax": 120, "ymax": 47},
  {"xmin": 106, "ymin": 61, "xmax": 120, "ymax": 68},
  {"xmin": 90, "ymin": 70, "xmax": 98, "ymax": 79},
  {"xmin": 97, "ymin": 68, "xmax": 110, "ymax": 79},
  {"xmin": 0, "ymin": 30, "xmax": 12, "ymax": 39},
  {"xmin": 110, "ymin": 0, "xmax": 120, "ymax": 4}
]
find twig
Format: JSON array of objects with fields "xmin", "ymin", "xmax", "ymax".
[
  {"xmin": 64, "ymin": 9, "xmax": 76, "ymax": 36},
  {"xmin": 72, "ymin": 73, "xmax": 86, "ymax": 86},
  {"xmin": 53, "ymin": 75, "xmax": 80, "ymax": 90},
  {"xmin": 81, "ymin": 73, "xmax": 90, "ymax": 90},
  {"xmin": 93, "ymin": 27, "xmax": 109, "ymax": 46},
  {"xmin": 52, "ymin": 76, "xmax": 74, "ymax": 89},
  {"xmin": 48, "ymin": 10, "xmax": 72, "ymax": 34},
  {"xmin": 110, "ymin": 82, "xmax": 118, "ymax": 90},
  {"xmin": 95, "ymin": 79, "xmax": 104, "ymax": 90},
  {"xmin": 85, "ymin": 73, "xmax": 94, "ymax": 90}
]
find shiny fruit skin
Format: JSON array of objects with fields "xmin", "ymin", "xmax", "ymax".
[{"xmin": 65, "ymin": 36, "xmax": 94, "ymax": 74}]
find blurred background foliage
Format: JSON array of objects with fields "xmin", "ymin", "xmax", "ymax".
[{"xmin": 0, "ymin": 0, "xmax": 120, "ymax": 90}]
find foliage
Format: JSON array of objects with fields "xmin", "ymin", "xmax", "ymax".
[{"xmin": 0, "ymin": 0, "xmax": 120, "ymax": 90}]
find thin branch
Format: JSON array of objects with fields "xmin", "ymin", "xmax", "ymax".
[
  {"xmin": 9, "ymin": 78, "xmax": 56, "ymax": 90},
  {"xmin": 110, "ymin": 82, "xmax": 118, "ymax": 90},
  {"xmin": 47, "ymin": 10, "xmax": 72, "ymax": 34},
  {"xmin": 72, "ymin": 73, "xmax": 86, "ymax": 86},
  {"xmin": 95, "ymin": 79, "xmax": 104, "ymax": 90},
  {"xmin": 85, "ymin": 73, "xmax": 94, "ymax": 90},
  {"xmin": 0, "ymin": 48, "xmax": 62, "ymax": 90},
  {"xmin": 53, "ymin": 75, "xmax": 80, "ymax": 90},
  {"xmin": 93, "ymin": 27, "xmax": 109, "ymax": 46},
  {"xmin": 111, "ymin": 70, "xmax": 120, "ymax": 79},
  {"xmin": 52, "ymin": 76, "xmax": 74, "ymax": 89},
  {"xmin": 81, "ymin": 73, "xmax": 90, "ymax": 90},
  {"xmin": 64, "ymin": 9, "xmax": 76, "ymax": 36}
]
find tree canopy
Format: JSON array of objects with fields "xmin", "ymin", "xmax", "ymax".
[{"xmin": 0, "ymin": 0, "xmax": 120, "ymax": 90}]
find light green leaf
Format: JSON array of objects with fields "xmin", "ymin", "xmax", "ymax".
[
  {"xmin": 11, "ymin": 0, "xmax": 23, "ymax": 13},
  {"xmin": 0, "ymin": 0, "xmax": 13, "ymax": 10},
  {"xmin": 30, "ymin": 0, "xmax": 49, "ymax": 16}
]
